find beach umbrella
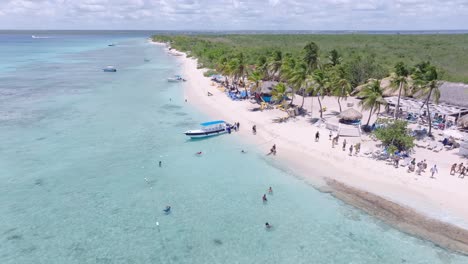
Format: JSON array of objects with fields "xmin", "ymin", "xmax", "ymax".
[
  {"xmin": 338, "ymin": 108, "xmax": 363, "ymax": 121},
  {"xmin": 459, "ymin": 114, "xmax": 468, "ymax": 128}
]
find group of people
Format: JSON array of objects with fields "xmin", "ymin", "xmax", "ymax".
[
  {"xmin": 450, "ymin": 163, "xmax": 466, "ymax": 178},
  {"xmin": 263, "ymin": 187, "xmax": 274, "ymax": 229}
]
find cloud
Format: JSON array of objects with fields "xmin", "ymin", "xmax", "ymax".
[{"xmin": 0, "ymin": 0, "xmax": 466, "ymax": 30}]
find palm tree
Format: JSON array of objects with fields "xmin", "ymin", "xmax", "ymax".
[
  {"xmin": 413, "ymin": 64, "xmax": 441, "ymax": 136},
  {"xmin": 358, "ymin": 80, "xmax": 385, "ymax": 126},
  {"xmin": 268, "ymin": 51, "xmax": 283, "ymax": 81},
  {"xmin": 289, "ymin": 63, "xmax": 309, "ymax": 109},
  {"xmin": 332, "ymin": 77, "xmax": 351, "ymax": 112},
  {"xmin": 328, "ymin": 49, "xmax": 342, "ymax": 67},
  {"xmin": 308, "ymin": 69, "xmax": 330, "ymax": 119},
  {"xmin": 248, "ymin": 70, "xmax": 263, "ymax": 94},
  {"xmin": 216, "ymin": 57, "xmax": 230, "ymax": 86},
  {"xmin": 257, "ymin": 56, "xmax": 269, "ymax": 80},
  {"xmin": 390, "ymin": 62, "xmax": 409, "ymax": 119},
  {"xmin": 272, "ymin": 82, "xmax": 288, "ymax": 103},
  {"xmin": 303, "ymin": 41, "xmax": 319, "ymax": 73},
  {"xmin": 228, "ymin": 53, "xmax": 248, "ymax": 93}
]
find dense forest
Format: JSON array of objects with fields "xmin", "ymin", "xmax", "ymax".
[{"xmin": 153, "ymin": 34, "xmax": 468, "ymax": 84}]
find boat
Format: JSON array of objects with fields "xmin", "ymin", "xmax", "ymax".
[
  {"xmin": 184, "ymin": 120, "xmax": 230, "ymax": 138},
  {"xmin": 167, "ymin": 75, "xmax": 186, "ymax": 82},
  {"xmin": 108, "ymin": 43, "xmax": 116, "ymax": 47},
  {"xmin": 103, "ymin": 66, "xmax": 117, "ymax": 72},
  {"xmin": 144, "ymin": 58, "xmax": 151, "ymax": 62}
]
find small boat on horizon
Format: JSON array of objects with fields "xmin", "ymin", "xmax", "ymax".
[
  {"xmin": 167, "ymin": 75, "xmax": 186, "ymax": 82},
  {"xmin": 108, "ymin": 43, "xmax": 116, "ymax": 47},
  {"xmin": 103, "ymin": 66, "xmax": 117, "ymax": 72},
  {"xmin": 144, "ymin": 58, "xmax": 151, "ymax": 62},
  {"xmin": 185, "ymin": 120, "xmax": 230, "ymax": 139}
]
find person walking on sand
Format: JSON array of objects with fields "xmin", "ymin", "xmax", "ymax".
[
  {"xmin": 457, "ymin": 163, "xmax": 464, "ymax": 173},
  {"xmin": 430, "ymin": 165, "xmax": 438, "ymax": 178},
  {"xmin": 459, "ymin": 166, "xmax": 466, "ymax": 178},
  {"xmin": 349, "ymin": 145, "xmax": 353, "ymax": 156},
  {"xmin": 342, "ymin": 139, "xmax": 347, "ymax": 151},
  {"xmin": 355, "ymin": 143, "xmax": 361, "ymax": 155},
  {"xmin": 315, "ymin": 131, "xmax": 320, "ymax": 142},
  {"xmin": 450, "ymin": 163, "xmax": 457, "ymax": 175},
  {"xmin": 252, "ymin": 125, "xmax": 257, "ymax": 135}
]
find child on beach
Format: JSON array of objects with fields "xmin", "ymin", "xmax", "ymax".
[{"xmin": 430, "ymin": 165, "xmax": 438, "ymax": 178}]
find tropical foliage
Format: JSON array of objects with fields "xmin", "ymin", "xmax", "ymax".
[
  {"xmin": 374, "ymin": 120, "xmax": 415, "ymax": 151},
  {"xmin": 358, "ymin": 80, "xmax": 386, "ymax": 126}
]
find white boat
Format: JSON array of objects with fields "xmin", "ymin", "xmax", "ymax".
[
  {"xmin": 103, "ymin": 66, "xmax": 117, "ymax": 72},
  {"xmin": 167, "ymin": 75, "xmax": 185, "ymax": 82},
  {"xmin": 185, "ymin": 120, "xmax": 230, "ymax": 138}
]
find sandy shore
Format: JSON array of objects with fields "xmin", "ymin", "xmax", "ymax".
[{"xmin": 155, "ymin": 42, "xmax": 468, "ymax": 254}]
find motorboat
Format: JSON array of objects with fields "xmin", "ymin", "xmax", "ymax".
[
  {"xmin": 144, "ymin": 58, "xmax": 151, "ymax": 62},
  {"xmin": 167, "ymin": 75, "xmax": 186, "ymax": 82},
  {"xmin": 103, "ymin": 66, "xmax": 117, "ymax": 72},
  {"xmin": 184, "ymin": 120, "xmax": 230, "ymax": 138},
  {"xmin": 108, "ymin": 43, "xmax": 116, "ymax": 47}
]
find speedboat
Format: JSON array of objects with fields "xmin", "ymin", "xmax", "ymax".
[
  {"xmin": 167, "ymin": 75, "xmax": 185, "ymax": 82},
  {"xmin": 185, "ymin": 120, "xmax": 229, "ymax": 138},
  {"xmin": 103, "ymin": 66, "xmax": 117, "ymax": 72}
]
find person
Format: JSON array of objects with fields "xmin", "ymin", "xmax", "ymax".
[
  {"xmin": 349, "ymin": 145, "xmax": 353, "ymax": 156},
  {"xmin": 185, "ymin": 99, "xmax": 187, "ymax": 102},
  {"xmin": 450, "ymin": 163, "xmax": 457, "ymax": 175},
  {"xmin": 430, "ymin": 165, "xmax": 438, "ymax": 178},
  {"xmin": 196, "ymin": 151, "xmax": 203, "ymax": 155},
  {"xmin": 459, "ymin": 166, "xmax": 466, "ymax": 179},
  {"xmin": 237, "ymin": 122, "xmax": 240, "ymax": 130},
  {"xmin": 422, "ymin": 160, "xmax": 427, "ymax": 172},
  {"xmin": 227, "ymin": 126, "xmax": 231, "ymax": 134},
  {"xmin": 163, "ymin": 206, "xmax": 171, "ymax": 213},
  {"xmin": 315, "ymin": 131, "xmax": 320, "ymax": 142},
  {"xmin": 355, "ymin": 143, "xmax": 361, "ymax": 155},
  {"xmin": 457, "ymin": 163, "xmax": 464, "ymax": 173},
  {"xmin": 411, "ymin": 158, "xmax": 416, "ymax": 166},
  {"xmin": 265, "ymin": 222, "xmax": 272, "ymax": 229},
  {"xmin": 329, "ymin": 130, "xmax": 332, "ymax": 140},
  {"xmin": 241, "ymin": 150, "xmax": 246, "ymax": 153},
  {"xmin": 252, "ymin": 125, "xmax": 257, "ymax": 135},
  {"xmin": 415, "ymin": 162, "xmax": 422, "ymax": 175},
  {"xmin": 268, "ymin": 187, "xmax": 273, "ymax": 194},
  {"xmin": 394, "ymin": 155, "xmax": 400, "ymax": 168},
  {"xmin": 267, "ymin": 144, "xmax": 276, "ymax": 156},
  {"xmin": 262, "ymin": 194, "xmax": 268, "ymax": 202},
  {"xmin": 342, "ymin": 139, "xmax": 347, "ymax": 151},
  {"xmin": 159, "ymin": 161, "xmax": 162, "ymax": 167}
]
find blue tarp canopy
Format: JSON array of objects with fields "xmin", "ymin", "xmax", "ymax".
[{"xmin": 200, "ymin": 120, "xmax": 226, "ymax": 126}]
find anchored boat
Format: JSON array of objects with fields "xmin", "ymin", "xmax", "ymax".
[
  {"xmin": 184, "ymin": 120, "xmax": 230, "ymax": 138},
  {"xmin": 103, "ymin": 66, "xmax": 117, "ymax": 72},
  {"xmin": 167, "ymin": 75, "xmax": 185, "ymax": 82}
]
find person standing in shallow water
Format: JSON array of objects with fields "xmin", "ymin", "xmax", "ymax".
[
  {"xmin": 252, "ymin": 125, "xmax": 256, "ymax": 135},
  {"xmin": 159, "ymin": 161, "xmax": 162, "ymax": 167},
  {"xmin": 315, "ymin": 131, "xmax": 320, "ymax": 142}
]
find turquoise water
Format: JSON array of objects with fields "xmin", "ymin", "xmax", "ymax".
[{"xmin": 1, "ymin": 32, "xmax": 467, "ymax": 264}]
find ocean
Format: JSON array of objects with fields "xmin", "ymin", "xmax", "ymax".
[{"xmin": 0, "ymin": 31, "xmax": 467, "ymax": 264}]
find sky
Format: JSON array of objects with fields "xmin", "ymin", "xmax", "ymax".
[{"xmin": 0, "ymin": 0, "xmax": 467, "ymax": 30}]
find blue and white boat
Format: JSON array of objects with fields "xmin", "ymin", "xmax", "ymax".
[
  {"xmin": 103, "ymin": 66, "xmax": 117, "ymax": 72},
  {"xmin": 185, "ymin": 120, "xmax": 229, "ymax": 138},
  {"xmin": 167, "ymin": 75, "xmax": 185, "ymax": 82}
]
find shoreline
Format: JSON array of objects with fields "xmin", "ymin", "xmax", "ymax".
[{"xmin": 153, "ymin": 41, "xmax": 468, "ymax": 255}]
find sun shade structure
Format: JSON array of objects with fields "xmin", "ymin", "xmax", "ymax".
[
  {"xmin": 459, "ymin": 114, "xmax": 468, "ymax": 128},
  {"xmin": 338, "ymin": 108, "xmax": 363, "ymax": 121},
  {"xmin": 384, "ymin": 96, "xmax": 468, "ymax": 118},
  {"xmin": 259, "ymin": 81, "xmax": 293, "ymax": 95}
]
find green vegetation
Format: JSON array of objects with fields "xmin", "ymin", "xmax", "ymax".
[
  {"xmin": 374, "ymin": 120, "xmax": 415, "ymax": 152},
  {"xmin": 153, "ymin": 34, "xmax": 468, "ymax": 83}
]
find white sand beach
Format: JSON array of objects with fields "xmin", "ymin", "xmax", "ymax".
[{"xmin": 156, "ymin": 42, "xmax": 468, "ymax": 253}]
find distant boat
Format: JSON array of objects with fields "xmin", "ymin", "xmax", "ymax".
[
  {"xmin": 32, "ymin": 35, "xmax": 50, "ymax": 39},
  {"xmin": 103, "ymin": 66, "xmax": 117, "ymax": 72},
  {"xmin": 167, "ymin": 75, "xmax": 185, "ymax": 82},
  {"xmin": 108, "ymin": 43, "xmax": 116, "ymax": 47},
  {"xmin": 184, "ymin": 120, "xmax": 230, "ymax": 138},
  {"xmin": 144, "ymin": 58, "xmax": 151, "ymax": 62}
]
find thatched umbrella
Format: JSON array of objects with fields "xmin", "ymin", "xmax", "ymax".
[
  {"xmin": 459, "ymin": 114, "xmax": 468, "ymax": 128},
  {"xmin": 338, "ymin": 108, "xmax": 363, "ymax": 121}
]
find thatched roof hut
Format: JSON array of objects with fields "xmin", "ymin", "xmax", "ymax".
[
  {"xmin": 338, "ymin": 108, "xmax": 363, "ymax": 121},
  {"xmin": 259, "ymin": 81, "xmax": 293, "ymax": 95},
  {"xmin": 437, "ymin": 82, "xmax": 468, "ymax": 108}
]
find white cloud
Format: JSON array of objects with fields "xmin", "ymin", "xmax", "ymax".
[{"xmin": 0, "ymin": 0, "xmax": 466, "ymax": 30}]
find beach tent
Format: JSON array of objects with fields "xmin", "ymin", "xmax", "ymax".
[{"xmin": 338, "ymin": 108, "xmax": 363, "ymax": 121}]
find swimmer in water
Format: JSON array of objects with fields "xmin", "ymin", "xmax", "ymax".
[
  {"xmin": 241, "ymin": 150, "xmax": 246, "ymax": 153},
  {"xmin": 196, "ymin": 151, "xmax": 202, "ymax": 155},
  {"xmin": 265, "ymin": 222, "xmax": 272, "ymax": 229},
  {"xmin": 163, "ymin": 206, "xmax": 171, "ymax": 213},
  {"xmin": 159, "ymin": 161, "xmax": 162, "ymax": 167},
  {"xmin": 262, "ymin": 194, "xmax": 268, "ymax": 202},
  {"xmin": 268, "ymin": 187, "xmax": 273, "ymax": 194}
]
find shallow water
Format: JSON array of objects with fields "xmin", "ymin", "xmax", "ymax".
[{"xmin": 1, "ymin": 31, "xmax": 467, "ymax": 264}]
